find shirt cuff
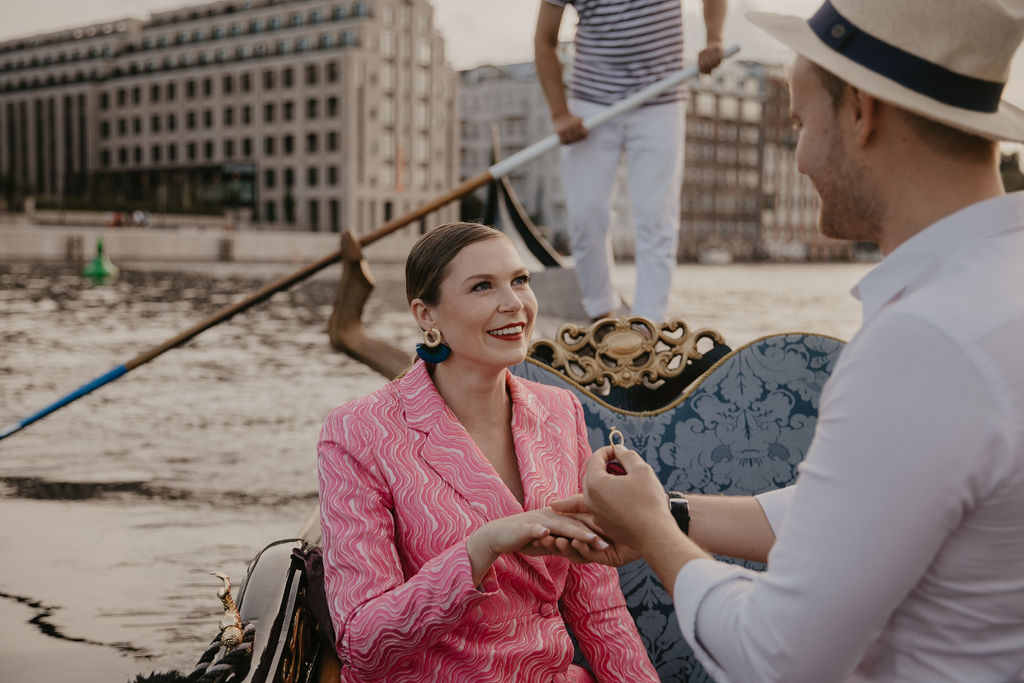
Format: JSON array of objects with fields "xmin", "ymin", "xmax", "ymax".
[
  {"xmin": 755, "ymin": 484, "xmax": 796, "ymax": 536},
  {"xmin": 673, "ymin": 558, "xmax": 757, "ymax": 683}
]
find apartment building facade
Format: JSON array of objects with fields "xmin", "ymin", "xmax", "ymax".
[{"xmin": 0, "ymin": 0, "xmax": 459, "ymax": 235}]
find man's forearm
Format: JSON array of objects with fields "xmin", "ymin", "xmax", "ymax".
[
  {"xmin": 686, "ymin": 494, "xmax": 775, "ymax": 563},
  {"xmin": 535, "ymin": 42, "xmax": 569, "ymax": 119},
  {"xmin": 703, "ymin": 0, "xmax": 727, "ymax": 44},
  {"xmin": 636, "ymin": 513, "xmax": 711, "ymax": 600}
]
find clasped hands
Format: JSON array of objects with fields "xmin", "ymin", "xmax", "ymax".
[{"xmin": 527, "ymin": 445, "xmax": 675, "ymax": 567}]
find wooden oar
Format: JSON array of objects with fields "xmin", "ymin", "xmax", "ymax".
[{"xmin": 0, "ymin": 46, "xmax": 739, "ymax": 443}]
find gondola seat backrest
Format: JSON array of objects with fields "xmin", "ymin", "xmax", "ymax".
[{"xmin": 510, "ymin": 321, "xmax": 845, "ymax": 682}]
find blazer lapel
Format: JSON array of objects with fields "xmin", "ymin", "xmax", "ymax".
[
  {"xmin": 399, "ymin": 361, "xmax": 522, "ymax": 522},
  {"xmin": 507, "ymin": 371, "xmax": 579, "ymax": 510}
]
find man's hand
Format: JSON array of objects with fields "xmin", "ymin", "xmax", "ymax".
[
  {"xmin": 582, "ymin": 446, "xmax": 676, "ymax": 552},
  {"xmin": 698, "ymin": 41, "xmax": 725, "ymax": 74},
  {"xmin": 531, "ymin": 494, "xmax": 644, "ymax": 566},
  {"xmin": 553, "ymin": 112, "xmax": 588, "ymax": 145}
]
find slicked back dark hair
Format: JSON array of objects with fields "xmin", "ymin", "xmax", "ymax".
[{"xmin": 405, "ymin": 222, "xmax": 505, "ymax": 305}]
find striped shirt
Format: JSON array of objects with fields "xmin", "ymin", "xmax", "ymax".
[{"xmin": 547, "ymin": 0, "xmax": 685, "ymax": 106}]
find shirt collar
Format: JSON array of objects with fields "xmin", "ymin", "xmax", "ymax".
[{"xmin": 852, "ymin": 192, "xmax": 1024, "ymax": 322}]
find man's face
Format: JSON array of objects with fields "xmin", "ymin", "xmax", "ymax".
[{"xmin": 789, "ymin": 56, "xmax": 881, "ymax": 243}]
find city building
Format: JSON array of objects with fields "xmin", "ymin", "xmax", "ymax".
[{"xmin": 0, "ymin": 0, "xmax": 459, "ymax": 235}]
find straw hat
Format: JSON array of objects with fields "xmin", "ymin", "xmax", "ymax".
[{"xmin": 748, "ymin": 0, "xmax": 1024, "ymax": 143}]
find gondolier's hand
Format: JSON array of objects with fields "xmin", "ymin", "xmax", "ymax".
[
  {"xmin": 553, "ymin": 112, "xmax": 588, "ymax": 144},
  {"xmin": 465, "ymin": 508, "xmax": 608, "ymax": 585},
  {"xmin": 698, "ymin": 40, "xmax": 725, "ymax": 73}
]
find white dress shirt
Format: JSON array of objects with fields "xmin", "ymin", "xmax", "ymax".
[{"xmin": 673, "ymin": 192, "xmax": 1024, "ymax": 683}]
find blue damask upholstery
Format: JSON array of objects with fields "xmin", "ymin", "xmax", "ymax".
[{"xmin": 511, "ymin": 333, "xmax": 845, "ymax": 682}]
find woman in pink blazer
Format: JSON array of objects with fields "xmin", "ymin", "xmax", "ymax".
[{"xmin": 317, "ymin": 223, "xmax": 658, "ymax": 681}]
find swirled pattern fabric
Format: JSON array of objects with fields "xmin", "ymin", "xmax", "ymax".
[
  {"xmin": 317, "ymin": 359, "xmax": 659, "ymax": 682},
  {"xmin": 512, "ymin": 333, "xmax": 845, "ymax": 681}
]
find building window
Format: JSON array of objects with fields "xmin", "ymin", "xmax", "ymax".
[
  {"xmin": 306, "ymin": 64, "xmax": 318, "ymax": 85},
  {"xmin": 186, "ymin": 80, "xmax": 196, "ymax": 98},
  {"xmin": 100, "ymin": 92, "xmax": 110, "ymax": 109},
  {"xmin": 265, "ymin": 200, "xmax": 276, "ymax": 222},
  {"xmin": 100, "ymin": 121, "xmax": 110, "ymax": 138},
  {"xmin": 242, "ymin": 105, "xmax": 252, "ymax": 125},
  {"xmin": 307, "ymin": 166, "xmax": 318, "ymax": 186},
  {"xmin": 166, "ymin": 82, "xmax": 176, "ymax": 100},
  {"xmin": 326, "ymin": 62, "xmax": 338, "ymax": 83},
  {"xmin": 186, "ymin": 111, "xmax": 196, "ymax": 129},
  {"xmin": 187, "ymin": 142, "xmax": 196, "ymax": 160},
  {"xmin": 284, "ymin": 167, "xmax": 294, "ymax": 187},
  {"xmin": 133, "ymin": 117, "xmax": 142, "ymax": 134},
  {"xmin": 224, "ymin": 139, "xmax": 234, "ymax": 158},
  {"xmin": 204, "ymin": 109, "xmax": 213, "ymax": 128},
  {"xmin": 306, "ymin": 98, "xmax": 318, "ymax": 119},
  {"xmin": 290, "ymin": 13, "xmax": 303, "ymax": 27},
  {"xmin": 333, "ymin": 6, "xmax": 346, "ymax": 20},
  {"xmin": 265, "ymin": 168, "xmax": 276, "ymax": 187},
  {"xmin": 119, "ymin": 147, "xmax": 128, "ymax": 164},
  {"xmin": 242, "ymin": 137, "xmax": 252, "ymax": 156},
  {"xmin": 152, "ymin": 145, "xmax": 161, "ymax": 162},
  {"xmin": 204, "ymin": 141, "xmax": 213, "ymax": 159},
  {"xmin": 264, "ymin": 136, "xmax": 275, "ymax": 155},
  {"xmin": 241, "ymin": 73, "xmax": 251, "ymax": 92},
  {"xmin": 150, "ymin": 84, "xmax": 160, "ymax": 102},
  {"xmin": 202, "ymin": 78, "xmax": 212, "ymax": 96},
  {"xmin": 284, "ymin": 194, "xmax": 295, "ymax": 223},
  {"xmin": 327, "ymin": 131, "xmax": 338, "ymax": 151},
  {"xmin": 327, "ymin": 165, "xmax": 338, "ymax": 185},
  {"xmin": 283, "ymin": 134, "xmax": 294, "ymax": 154},
  {"xmin": 283, "ymin": 101, "xmax": 294, "ymax": 121},
  {"xmin": 327, "ymin": 96, "xmax": 339, "ymax": 116},
  {"xmin": 306, "ymin": 133, "xmax": 318, "ymax": 153},
  {"xmin": 168, "ymin": 144, "xmax": 177, "ymax": 161},
  {"xmin": 223, "ymin": 75, "xmax": 234, "ymax": 94},
  {"xmin": 263, "ymin": 69, "xmax": 274, "ymax": 89},
  {"xmin": 134, "ymin": 146, "xmax": 142, "ymax": 163},
  {"xmin": 100, "ymin": 149, "xmax": 110, "ymax": 166},
  {"xmin": 131, "ymin": 87, "xmax": 141, "ymax": 104},
  {"xmin": 309, "ymin": 199, "xmax": 320, "ymax": 231},
  {"xmin": 282, "ymin": 67, "xmax": 293, "ymax": 87},
  {"xmin": 268, "ymin": 17, "xmax": 281, "ymax": 31},
  {"xmin": 224, "ymin": 107, "xmax": 234, "ymax": 126},
  {"xmin": 117, "ymin": 88, "xmax": 127, "ymax": 106},
  {"xmin": 250, "ymin": 19, "xmax": 263, "ymax": 33},
  {"xmin": 264, "ymin": 103, "xmax": 275, "ymax": 123},
  {"xmin": 151, "ymin": 115, "xmax": 161, "ymax": 132}
]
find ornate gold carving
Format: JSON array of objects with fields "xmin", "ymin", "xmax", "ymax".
[{"xmin": 530, "ymin": 317, "xmax": 726, "ymax": 392}]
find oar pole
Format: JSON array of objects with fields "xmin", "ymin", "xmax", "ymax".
[{"xmin": 0, "ymin": 46, "xmax": 741, "ymax": 443}]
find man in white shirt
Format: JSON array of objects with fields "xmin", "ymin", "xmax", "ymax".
[{"xmin": 550, "ymin": 1, "xmax": 1024, "ymax": 680}]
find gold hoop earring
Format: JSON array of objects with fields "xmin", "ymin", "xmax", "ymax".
[{"xmin": 417, "ymin": 328, "xmax": 451, "ymax": 363}]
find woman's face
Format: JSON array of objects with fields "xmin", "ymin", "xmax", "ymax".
[{"xmin": 416, "ymin": 237, "xmax": 537, "ymax": 372}]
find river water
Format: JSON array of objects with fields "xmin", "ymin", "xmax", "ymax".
[{"xmin": 0, "ymin": 258, "xmax": 872, "ymax": 681}]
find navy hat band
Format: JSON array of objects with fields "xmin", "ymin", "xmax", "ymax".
[{"xmin": 808, "ymin": 1, "xmax": 1004, "ymax": 113}]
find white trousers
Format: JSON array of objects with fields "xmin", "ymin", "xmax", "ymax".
[{"xmin": 560, "ymin": 98, "xmax": 685, "ymax": 321}]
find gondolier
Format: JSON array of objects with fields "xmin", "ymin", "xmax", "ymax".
[{"xmin": 534, "ymin": 0, "xmax": 727, "ymax": 322}]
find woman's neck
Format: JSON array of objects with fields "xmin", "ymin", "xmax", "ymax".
[{"xmin": 429, "ymin": 362, "xmax": 511, "ymax": 428}]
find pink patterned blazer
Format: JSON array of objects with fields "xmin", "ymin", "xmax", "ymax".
[{"xmin": 317, "ymin": 360, "xmax": 658, "ymax": 682}]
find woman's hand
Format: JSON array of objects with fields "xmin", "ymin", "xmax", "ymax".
[
  {"xmin": 542, "ymin": 494, "xmax": 644, "ymax": 566},
  {"xmin": 466, "ymin": 508, "xmax": 609, "ymax": 584}
]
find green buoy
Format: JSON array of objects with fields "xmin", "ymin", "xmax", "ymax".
[{"xmin": 83, "ymin": 238, "xmax": 119, "ymax": 285}]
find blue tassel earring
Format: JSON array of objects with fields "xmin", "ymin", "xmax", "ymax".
[{"xmin": 416, "ymin": 327, "xmax": 451, "ymax": 363}]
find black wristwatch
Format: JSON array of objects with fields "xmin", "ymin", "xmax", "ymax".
[{"xmin": 667, "ymin": 491, "xmax": 690, "ymax": 535}]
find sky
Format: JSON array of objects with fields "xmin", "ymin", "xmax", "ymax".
[{"xmin": 2, "ymin": 0, "xmax": 1023, "ymax": 110}]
